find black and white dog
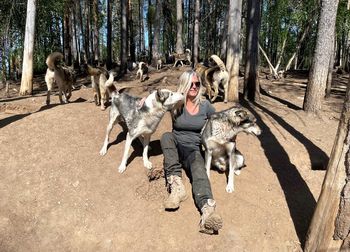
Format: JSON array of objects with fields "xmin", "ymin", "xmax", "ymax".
[
  {"xmin": 201, "ymin": 105, "xmax": 261, "ymax": 193},
  {"xmin": 136, "ymin": 62, "xmax": 149, "ymax": 82},
  {"xmin": 100, "ymin": 76, "xmax": 184, "ymax": 173}
]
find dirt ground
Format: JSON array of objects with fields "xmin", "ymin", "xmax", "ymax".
[{"xmin": 0, "ymin": 66, "xmax": 347, "ymax": 251}]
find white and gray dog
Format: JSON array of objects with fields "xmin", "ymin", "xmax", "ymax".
[
  {"xmin": 136, "ymin": 62, "xmax": 148, "ymax": 82},
  {"xmin": 201, "ymin": 105, "xmax": 261, "ymax": 193},
  {"xmin": 100, "ymin": 76, "xmax": 184, "ymax": 173}
]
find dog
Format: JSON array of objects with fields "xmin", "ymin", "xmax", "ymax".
[
  {"xmin": 45, "ymin": 52, "xmax": 75, "ymax": 105},
  {"xmin": 100, "ymin": 77, "xmax": 184, "ymax": 173},
  {"xmin": 172, "ymin": 49, "xmax": 192, "ymax": 67},
  {"xmin": 136, "ymin": 62, "xmax": 148, "ymax": 82},
  {"xmin": 86, "ymin": 64, "xmax": 110, "ymax": 110},
  {"xmin": 194, "ymin": 55, "xmax": 229, "ymax": 103},
  {"xmin": 201, "ymin": 105, "xmax": 261, "ymax": 193}
]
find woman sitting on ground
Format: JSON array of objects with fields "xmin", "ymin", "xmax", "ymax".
[{"xmin": 160, "ymin": 70, "xmax": 223, "ymax": 234}]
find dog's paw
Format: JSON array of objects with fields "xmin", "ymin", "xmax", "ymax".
[
  {"xmin": 144, "ymin": 160, "xmax": 153, "ymax": 170},
  {"xmin": 234, "ymin": 169, "xmax": 241, "ymax": 176},
  {"xmin": 118, "ymin": 165, "xmax": 127, "ymax": 173},
  {"xmin": 226, "ymin": 184, "xmax": 234, "ymax": 193},
  {"xmin": 99, "ymin": 148, "xmax": 107, "ymax": 156}
]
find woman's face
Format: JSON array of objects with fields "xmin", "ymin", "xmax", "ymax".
[{"xmin": 187, "ymin": 74, "xmax": 200, "ymax": 99}]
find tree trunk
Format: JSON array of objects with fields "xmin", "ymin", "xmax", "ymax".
[
  {"xmin": 176, "ymin": 0, "xmax": 183, "ymax": 54},
  {"xmin": 120, "ymin": 0, "xmax": 128, "ymax": 74},
  {"xmin": 193, "ymin": 0, "xmax": 199, "ymax": 65},
  {"xmin": 152, "ymin": 0, "xmax": 161, "ymax": 66},
  {"xmin": 226, "ymin": 0, "xmax": 242, "ymax": 102},
  {"xmin": 304, "ymin": 75, "xmax": 350, "ymax": 252},
  {"xmin": 129, "ymin": 0, "xmax": 136, "ymax": 62},
  {"xmin": 84, "ymin": 0, "xmax": 91, "ymax": 63},
  {"xmin": 20, "ymin": 0, "xmax": 36, "ymax": 96},
  {"xmin": 243, "ymin": 0, "xmax": 261, "ymax": 102},
  {"xmin": 64, "ymin": 0, "xmax": 73, "ymax": 65},
  {"xmin": 220, "ymin": 8, "xmax": 229, "ymax": 60},
  {"xmin": 93, "ymin": 0, "xmax": 99, "ymax": 61},
  {"xmin": 303, "ymin": 0, "xmax": 339, "ymax": 114},
  {"xmin": 77, "ymin": 0, "xmax": 87, "ymax": 63},
  {"xmin": 325, "ymin": 33, "xmax": 336, "ymax": 99},
  {"xmin": 106, "ymin": 0, "xmax": 112, "ymax": 68}
]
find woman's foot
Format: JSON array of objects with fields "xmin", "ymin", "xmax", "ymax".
[{"xmin": 199, "ymin": 199, "xmax": 223, "ymax": 234}]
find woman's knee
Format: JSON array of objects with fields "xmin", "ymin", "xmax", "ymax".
[{"xmin": 160, "ymin": 132, "xmax": 176, "ymax": 148}]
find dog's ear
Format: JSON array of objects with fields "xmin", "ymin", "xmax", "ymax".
[
  {"xmin": 156, "ymin": 89, "xmax": 169, "ymax": 103},
  {"xmin": 235, "ymin": 110, "xmax": 248, "ymax": 120}
]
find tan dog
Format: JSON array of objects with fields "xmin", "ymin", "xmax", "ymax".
[
  {"xmin": 86, "ymin": 65, "xmax": 110, "ymax": 110},
  {"xmin": 194, "ymin": 55, "xmax": 229, "ymax": 103},
  {"xmin": 45, "ymin": 52, "xmax": 75, "ymax": 105}
]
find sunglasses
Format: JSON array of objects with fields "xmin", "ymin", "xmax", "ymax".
[{"xmin": 191, "ymin": 81, "xmax": 201, "ymax": 88}]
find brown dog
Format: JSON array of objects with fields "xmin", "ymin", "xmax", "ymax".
[
  {"xmin": 86, "ymin": 65, "xmax": 110, "ymax": 110},
  {"xmin": 45, "ymin": 52, "xmax": 75, "ymax": 105}
]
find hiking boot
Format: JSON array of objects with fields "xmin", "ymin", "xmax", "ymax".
[
  {"xmin": 199, "ymin": 199, "xmax": 223, "ymax": 234},
  {"xmin": 164, "ymin": 175, "xmax": 187, "ymax": 210}
]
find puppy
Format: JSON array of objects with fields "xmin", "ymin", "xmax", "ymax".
[
  {"xmin": 100, "ymin": 76, "xmax": 184, "ymax": 173},
  {"xmin": 201, "ymin": 105, "xmax": 261, "ymax": 193},
  {"xmin": 45, "ymin": 52, "xmax": 75, "ymax": 105},
  {"xmin": 136, "ymin": 62, "xmax": 148, "ymax": 82}
]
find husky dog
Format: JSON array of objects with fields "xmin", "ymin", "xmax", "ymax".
[
  {"xmin": 136, "ymin": 62, "xmax": 148, "ymax": 82},
  {"xmin": 86, "ymin": 64, "xmax": 110, "ymax": 110},
  {"xmin": 45, "ymin": 52, "xmax": 75, "ymax": 105},
  {"xmin": 100, "ymin": 76, "xmax": 184, "ymax": 173},
  {"xmin": 201, "ymin": 105, "xmax": 261, "ymax": 193},
  {"xmin": 172, "ymin": 49, "xmax": 192, "ymax": 67}
]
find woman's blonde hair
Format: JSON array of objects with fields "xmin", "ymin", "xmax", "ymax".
[{"xmin": 172, "ymin": 70, "xmax": 204, "ymax": 119}]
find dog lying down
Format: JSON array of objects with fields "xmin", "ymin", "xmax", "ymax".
[
  {"xmin": 201, "ymin": 105, "xmax": 261, "ymax": 193},
  {"xmin": 100, "ymin": 74, "xmax": 184, "ymax": 173}
]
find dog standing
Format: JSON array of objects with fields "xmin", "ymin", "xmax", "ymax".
[
  {"xmin": 194, "ymin": 55, "xmax": 229, "ymax": 103},
  {"xmin": 86, "ymin": 64, "xmax": 110, "ymax": 110},
  {"xmin": 172, "ymin": 49, "xmax": 192, "ymax": 67},
  {"xmin": 201, "ymin": 105, "xmax": 261, "ymax": 193},
  {"xmin": 100, "ymin": 77, "xmax": 184, "ymax": 173},
  {"xmin": 45, "ymin": 52, "xmax": 75, "ymax": 105},
  {"xmin": 136, "ymin": 62, "xmax": 148, "ymax": 82}
]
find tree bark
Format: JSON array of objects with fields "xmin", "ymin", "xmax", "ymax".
[
  {"xmin": 20, "ymin": 0, "xmax": 36, "ymax": 96},
  {"xmin": 193, "ymin": 0, "xmax": 199, "ymax": 65},
  {"xmin": 226, "ymin": 0, "xmax": 242, "ymax": 102},
  {"xmin": 120, "ymin": 0, "xmax": 128, "ymax": 74},
  {"xmin": 106, "ymin": 0, "xmax": 112, "ymax": 68},
  {"xmin": 303, "ymin": 0, "xmax": 339, "ymax": 114},
  {"xmin": 304, "ymin": 73, "xmax": 350, "ymax": 252},
  {"xmin": 243, "ymin": 0, "xmax": 261, "ymax": 102},
  {"xmin": 152, "ymin": 0, "xmax": 161, "ymax": 66},
  {"xmin": 176, "ymin": 0, "xmax": 184, "ymax": 54},
  {"xmin": 93, "ymin": 0, "xmax": 100, "ymax": 61}
]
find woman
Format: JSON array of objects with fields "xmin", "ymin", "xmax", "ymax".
[{"xmin": 160, "ymin": 70, "xmax": 223, "ymax": 234}]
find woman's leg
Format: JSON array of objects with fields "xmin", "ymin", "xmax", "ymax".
[
  {"xmin": 184, "ymin": 149, "xmax": 222, "ymax": 234},
  {"xmin": 160, "ymin": 132, "xmax": 187, "ymax": 210},
  {"xmin": 160, "ymin": 132, "xmax": 182, "ymax": 178},
  {"xmin": 184, "ymin": 150, "xmax": 213, "ymax": 209}
]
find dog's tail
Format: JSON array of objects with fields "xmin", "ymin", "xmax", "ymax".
[
  {"xmin": 46, "ymin": 52, "xmax": 64, "ymax": 71},
  {"xmin": 105, "ymin": 71, "xmax": 119, "ymax": 95},
  {"xmin": 210, "ymin": 54, "xmax": 227, "ymax": 72}
]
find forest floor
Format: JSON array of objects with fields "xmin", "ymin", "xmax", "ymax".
[{"xmin": 0, "ymin": 65, "xmax": 348, "ymax": 251}]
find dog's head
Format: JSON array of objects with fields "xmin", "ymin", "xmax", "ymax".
[
  {"xmin": 155, "ymin": 89, "xmax": 184, "ymax": 110},
  {"xmin": 226, "ymin": 107, "xmax": 262, "ymax": 136}
]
